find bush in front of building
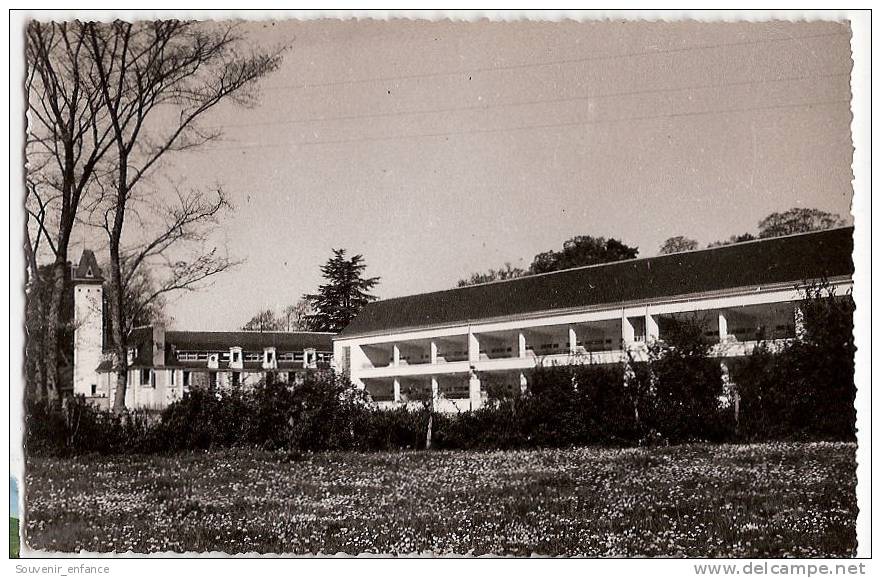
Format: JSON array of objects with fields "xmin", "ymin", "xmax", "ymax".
[
  {"xmin": 735, "ymin": 284, "xmax": 856, "ymax": 442},
  {"xmin": 158, "ymin": 370, "xmax": 370, "ymax": 451},
  {"xmin": 25, "ymin": 396, "xmax": 162, "ymax": 456},
  {"xmin": 354, "ymin": 406, "xmax": 433, "ymax": 450},
  {"xmin": 640, "ymin": 316, "xmax": 731, "ymax": 443},
  {"xmin": 158, "ymin": 387, "xmax": 253, "ymax": 450},
  {"xmin": 426, "ymin": 363, "xmax": 640, "ymax": 450}
]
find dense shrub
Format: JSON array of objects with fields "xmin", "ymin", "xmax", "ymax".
[
  {"xmin": 643, "ymin": 317, "xmax": 729, "ymax": 443},
  {"xmin": 25, "ymin": 397, "xmax": 162, "ymax": 456},
  {"xmin": 353, "ymin": 406, "xmax": 429, "ymax": 450},
  {"xmin": 572, "ymin": 363, "xmax": 639, "ymax": 443},
  {"xmin": 158, "ymin": 370, "xmax": 370, "ymax": 452},
  {"xmin": 736, "ymin": 283, "xmax": 855, "ymax": 441}
]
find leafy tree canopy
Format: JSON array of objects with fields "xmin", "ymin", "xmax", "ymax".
[
  {"xmin": 457, "ymin": 262, "xmax": 526, "ymax": 288},
  {"xmin": 707, "ymin": 232, "xmax": 757, "ymax": 249},
  {"xmin": 757, "ymin": 207, "xmax": 846, "ymax": 239},
  {"xmin": 529, "ymin": 236, "xmax": 638, "ymax": 274},
  {"xmin": 659, "ymin": 236, "xmax": 699, "ymax": 255},
  {"xmin": 709, "ymin": 207, "xmax": 846, "ymax": 248}
]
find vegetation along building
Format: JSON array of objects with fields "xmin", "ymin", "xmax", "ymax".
[
  {"xmin": 333, "ymin": 227, "xmax": 854, "ymax": 412},
  {"xmin": 71, "ymin": 251, "xmax": 335, "ymax": 410}
]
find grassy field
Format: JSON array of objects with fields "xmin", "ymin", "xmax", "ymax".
[
  {"xmin": 24, "ymin": 443, "xmax": 855, "ymax": 557},
  {"xmin": 10, "ymin": 518, "xmax": 20, "ymax": 558}
]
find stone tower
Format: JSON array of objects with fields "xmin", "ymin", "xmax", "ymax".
[{"xmin": 72, "ymin": 249, "xmax": 104, "ymax": 399}]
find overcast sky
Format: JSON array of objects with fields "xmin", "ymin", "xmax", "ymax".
[{"xmin": 74, "ymin": 19, "xmax": 854, "ymax": 331}]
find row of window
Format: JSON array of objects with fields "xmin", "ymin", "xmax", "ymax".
[{"xmin": 175, "ymin": 350, "xmax": 299, "ymax": 362}]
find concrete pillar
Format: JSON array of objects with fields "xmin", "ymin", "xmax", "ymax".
[
  {"xmin": 350, "ymin": 345, "xmax": 370, "ymax": 371},
  {"xmin": 468, "ymin": 331, "xmax": 480, "ymax": 364},
  {"xmin": 430, "ymin": 341, "xmax": 438, "ymax": 364},
  {"xmin": 646, "ymin": 312, "xmax": 659, "ymax": 342},
  {"xmin": 718, "ymin": 311, "xmax": 729, "ymax": 342},
  {"xmin": 393, "ymin": 378, "xmax": 401, "ymax": 403},
  {"xmin": 519, "ymin": 372, "xmax": 528, "ymax": 395},
  {"xmin": 431, "ymin": 377, "xmax": 439, "ymax": 406},
  {"xmin": 518, "ymin": 332, "xmax": 527, "ymax": 359},
  {"xmin": 469, "ymin": 374, "xmax": 482, "ymax": 410},
  {"xmin": 621, "ymin": 314, "xmax": 635, "ymax": 346},
  {"xmin": 392, "ymin": 344, "xmax": 400, "ymax": 367},
  {"xmin": 568, "ymin": 326, "xmax": 578, "ymax": 355}
]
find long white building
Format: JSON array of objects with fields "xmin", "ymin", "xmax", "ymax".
[{"xmin": 332, "ymin": 227, "xmax": 854, "ymax": 412}]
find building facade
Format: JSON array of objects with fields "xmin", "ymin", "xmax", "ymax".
[
  {"xmin": 333, "ymin": 227, "xmax": 854, "ymax": 412},
  {"xmin": 71, "ymin": 251, "xmax": 335, "ymax": 410}
]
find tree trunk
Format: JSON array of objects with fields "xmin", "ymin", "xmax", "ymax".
[
  {"xmin": 425, "ymin": 412, "xmax": 433, "ymax": 450},
  {"xmin": 109, "ymin": 251, "xmax": 128, "ymax": 413},
  {"xmin": 43, "ymin": 260, "xmax": 67, "ymax": 404},
  {"xmin": 24, "ymin": 290, "xmax": 44, "ymax": 401}
]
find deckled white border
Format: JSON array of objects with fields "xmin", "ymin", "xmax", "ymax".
[{"xmin": 4, "ymin": 6, "xmax": 872, "ymax": 569}]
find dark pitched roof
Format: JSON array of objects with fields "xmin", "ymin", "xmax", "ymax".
[
  {"xmin": 165, "ymin": 331, "xmax": 335, "ymax": 352},
  {"xmin": 73, "ymin": 249, "xmax": 103, "ymax": 282},
  {"xmin": 338, "ymin": 227, "xmax": 854, "ymax": 339}
]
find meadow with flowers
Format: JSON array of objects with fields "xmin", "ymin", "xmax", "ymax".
[{"xmin": 24, "ymin": 442, "xmax": 855, "ymax": 557}]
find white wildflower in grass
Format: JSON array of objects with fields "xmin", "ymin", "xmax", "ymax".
[{"xmin": 23, "ymin": 442, "xmax": 856, "ymax": 557}]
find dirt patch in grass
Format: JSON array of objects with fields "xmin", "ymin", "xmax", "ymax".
[{"xmin": 23, "ymin": 442, "xmax": 856, "ymax": 557}]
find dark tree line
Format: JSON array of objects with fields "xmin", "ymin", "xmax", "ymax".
[
  {"xmin": 659, "ymin": 207, "xmax": 847, "ymax": 254},
  {"xmin": 458, "ymin": 235, "xmax": 640, "ymax": 287}
]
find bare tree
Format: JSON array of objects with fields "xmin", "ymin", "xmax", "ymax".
[
  {"xmin": 79, "ymin": 20, "xmax": 282, "ymax": 411},
  {"xmin": 101, "ymin": 263, "xmax": 169, "ymax": 338},
  {"xmin": 241, "ymin": 309, "xmax": 282, "ymax": 332},
  {"xmin": 281, "ymin": 299, "xmax": 313, "ymax": 331},
  {"xmin": 25, "ymin": 22, "xmax": 117, "ymax": 401}
]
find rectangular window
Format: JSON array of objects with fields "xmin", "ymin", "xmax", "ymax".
[
  {"xmin": 91, "ymin": 384, "xmax": 97, "ymax": 396},
  {"xmin": 231, "ymin": 372, "xmax": 240, "ymax": 388},
  {"xmin": 182, "ymin": 370, "xmax": 190, "ymax": 388},
  {"xmin": 140, "ymin": 369, "xmax": 150, "ymax": 386},
  {"xmin": 233, "ymin": 351, "xmax": 241, "ymax": 363}
]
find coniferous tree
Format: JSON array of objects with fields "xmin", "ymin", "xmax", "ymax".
[{"xmin": 305, "ymin": 249, "xmax": 380, "ymax": 332}]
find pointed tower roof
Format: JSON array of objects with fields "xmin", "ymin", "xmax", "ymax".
[{"xmin": 73, "ymin": 249, "xmax": 104, "ymax": 283}]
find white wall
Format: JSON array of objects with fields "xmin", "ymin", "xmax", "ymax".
[{"xmin": 73, "ymin": 282, "xmax": 103, "ymax": 398}]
